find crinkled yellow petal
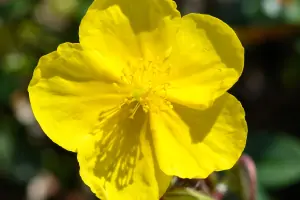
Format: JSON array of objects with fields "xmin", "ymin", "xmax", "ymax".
[
  {"xmin": 28, "ymin": 43, "xmax": 128, "ymax": 152},
  {"xmin": 150, "ymin": 93, "xmax": 247, "ymax": 178},
  {"xmin": 77, "ymin": 105, "xmax": 171, "ymax": 200},
  {"xmin": 137, "ymin": 17, "xmax": 180, "ymax": 62},
  {"xmin": 164, "ymin": 15, "xmax": 244, "ymax": 109},
  {"xmin": 187, "ymin": 14, "xmax": 244, "ymax": 75},
  {"xmin": 79, "ymin": 0, "xmax": 180, "ymax": 61}
]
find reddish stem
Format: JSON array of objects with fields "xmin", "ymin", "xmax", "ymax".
[
  {"xmin": 212, "ymin": 154, "xmax": 257, "ymax": 200},
  {"xmin": 239, "ymin": 154, "xmax": 257, "ymax": 200},
  {"xmin": 212, "ymin": 191, "xmax": 224, "ymax": 200}
]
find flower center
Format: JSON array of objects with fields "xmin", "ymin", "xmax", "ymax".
[
  {"xmin": 120, "ymin": 58, "xmax": 173, "ymax": 118},
  {"xmin": 128, "ymin": 86, "xmax": 172, "ymax": 119}
]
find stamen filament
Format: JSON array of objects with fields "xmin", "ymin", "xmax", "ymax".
[{"xmin": 129, "ymin": 102, "xmax": 140, "ymax": 119}]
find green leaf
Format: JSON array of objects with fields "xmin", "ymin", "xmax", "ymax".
[
  {"xmin": 256, "ymin": 181, "xmax": 270, "ymax": 200},
  {"xmin": 163, "ymin": 188, "xmax": 213, "ymax": 200},
  {"xmin": 245, "ymin": 131, "xmax": 300, "ymax": 188}
]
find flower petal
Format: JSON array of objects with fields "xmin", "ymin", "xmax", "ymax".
[
  {"xmin": 79, "ymin": 0, "xmax": 180, "ymax": 60},
  {"xmin": 77, "ymin": 105, "xmax": 171, "ymax": 200},
  {"xmin": 164, "ymin": 15, "xmax": 244, "ymax": 109},
  {"xmin": 28, "ymin": 43, "xmax": 128, "ymax": 152},
  {"xmin": 187, "ymin": 14, "xmax": 244, "ymax": 76},
  {"xmin": 150, "ymin": 93, "xmax": 247, "ymax": 178}
]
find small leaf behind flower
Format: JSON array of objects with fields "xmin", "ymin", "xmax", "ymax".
[{"xmin": 163, "ymin": 188, "xmax": 213, "ymax": 200}]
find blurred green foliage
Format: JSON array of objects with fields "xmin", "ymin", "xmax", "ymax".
[
  {"xmin": 245, "ymin": 132, "xmax": 300, "ymax": 200},
  {"xmin": 1, "ymin": 0, "xmax": 300, "ymax": 200}
]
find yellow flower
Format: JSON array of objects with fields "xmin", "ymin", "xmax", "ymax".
[{"xmin": 28, "ymin": 0, "xmax": 247, "ymax": 199}]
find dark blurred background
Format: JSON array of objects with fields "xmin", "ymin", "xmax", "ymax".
[{"xmin": 1, "ymin": 0, "xmax": 300, "ymax": 200}]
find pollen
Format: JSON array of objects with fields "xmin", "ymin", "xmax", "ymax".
[{"xmin": 121, "ymin": 57, "xmax": 173, "ymax": 118}]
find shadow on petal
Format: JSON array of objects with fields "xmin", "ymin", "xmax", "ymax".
[
  {"xmin": 90, "ymin": 103, "xmax": 146, "ymax": 190},
  {"xmin": 173, "ymin": 95, "xmax": 227, "ymax": 144}
]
